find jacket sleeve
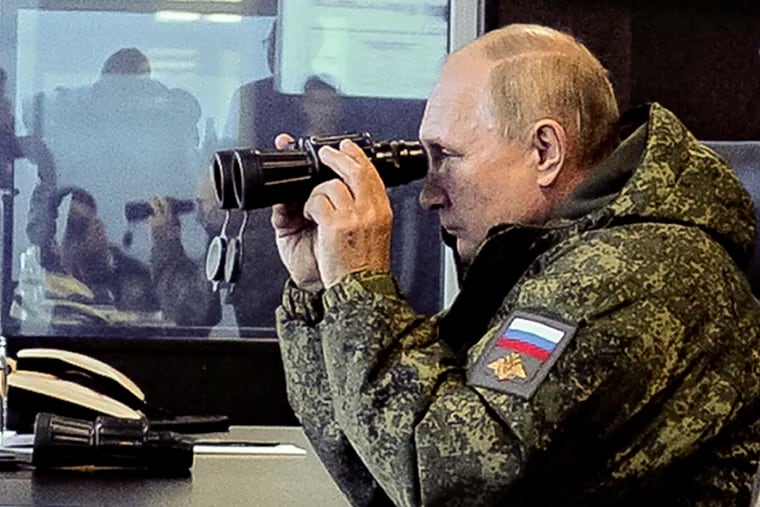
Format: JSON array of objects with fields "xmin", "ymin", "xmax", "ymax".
[
  {"xmin": 277, "ymin": 280, "xmax": 392, "ymax": 507},
  {"xmin": 318, "ymin": 271, "xmax": 458, "ymax": 506},
  {"xmin": 318, "ymin": 270, "xmax": 751, "ymax": 506},
  {"xmin": 25, "ymin": 178, "xmax": 58, "ymax": 259},
  {"xmin": 23, "ymin": 136, "xmax": 60, "ymax": 270}
]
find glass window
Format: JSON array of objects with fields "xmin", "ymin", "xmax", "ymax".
[{"xmin": 0, "ymin": 0, "xmax": 447, "ymax": 339}]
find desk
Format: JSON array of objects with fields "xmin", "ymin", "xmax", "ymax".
[{"xmin": 0, "ymin": 426, "xmax": 351, "ymax": 506}]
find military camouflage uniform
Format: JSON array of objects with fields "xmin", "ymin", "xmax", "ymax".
[{"xmin": 277, "ymin": 103, "xmax": 760, "ymax": 506}]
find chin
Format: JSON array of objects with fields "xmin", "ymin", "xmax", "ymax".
[
  {"xmin": 456, "ymin": 241, "xmax": 476, "ymax": 265},
  {"xmin": 453, "ymin": 247, "xmax": 474, "ymax": 284}
]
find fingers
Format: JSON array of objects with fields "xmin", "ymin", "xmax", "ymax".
[
  {"xmin": 275, "ymin": 133, "xmax": 295, "ymax": 150},
  {"xmin": 274, "ymin": 138, "xmax": 389, "ymax": 232},
  {"xmin": 271, "ymin": 202, "xmax": 298, "ymax": 230},
  {"xmin": 303, "ymin": 179, "xmax": 354, "ymax": 223},
  {"xmin": 339, "ymin": 138, "xmax": 372, "ymax": 162},
  {"xmin": 302, "ymin": 194, "xmax": 333, "ymax": 224},
  {"xmin": 318, "ymin": 139, "xmax": 374, "ymax": 184},
  {"xmin": 149, "ymin": 196, "xmax": 170, "ymax": 216},
  {"xmin": 272, "ymin": 202, "xmax": 311, "ymax": 237},
  {"xmin": 317, "ymin": 139, "xmax": 384, "ymax": 202},
  {"xmin": 312, "ymin": 179, "xmax": 356, "ymax": 210}
]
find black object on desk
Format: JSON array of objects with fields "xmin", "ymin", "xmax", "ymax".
[
  {"xmin": 1, "ymin": 425, "xmax": 351, "ymax": 506},
  {"xmin": 32, "ymin": 412, "xmax": 194, "ymax": 475}
]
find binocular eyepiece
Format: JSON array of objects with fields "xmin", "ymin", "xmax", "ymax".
[{"xmin": 211, "ymin": 132, "xmax": 428, "ymax": 210}]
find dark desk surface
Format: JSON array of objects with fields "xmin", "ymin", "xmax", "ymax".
[{"xmin": 0, "ymin": 426, "xmax": 351, "ymax": 506}]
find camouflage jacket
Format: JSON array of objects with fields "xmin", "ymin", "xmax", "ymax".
[{"xmin": 277, "ymin": 103, "xmax": 760, "ymax": 506}]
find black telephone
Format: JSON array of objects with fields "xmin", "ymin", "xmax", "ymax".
[{"xmin": 7, "ymin": 348, "xmax": 229, "ymax": 433}]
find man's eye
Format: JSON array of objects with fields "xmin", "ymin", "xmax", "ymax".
[
  {"xmin": 440, "ymin": 148, "xmax": 460, "ymax": 158},
  {"xmin": 426, "ymin": 145, "xmax": 462, "ymax": 171}
]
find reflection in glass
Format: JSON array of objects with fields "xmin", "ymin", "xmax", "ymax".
[{"xmin": 2, "ymin": 1, "xmax": 445, "ymax": 339}]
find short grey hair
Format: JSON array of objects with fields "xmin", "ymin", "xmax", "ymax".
[{"xmin": 462, "ymin": 24, "xmax": 620, "ymax": 168}]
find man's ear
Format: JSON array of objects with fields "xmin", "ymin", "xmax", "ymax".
[{"xmin": 531, "ymin": 120, "xmax": 566, "ymax": 188}]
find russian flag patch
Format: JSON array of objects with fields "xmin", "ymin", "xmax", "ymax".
[{"xmin": 468, "ymin": 311, "xmax": 577, "ymax": 399}]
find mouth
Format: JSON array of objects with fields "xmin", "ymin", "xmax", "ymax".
[{"xmin": 439, "ymin": 219, "xmax": 459, "ymax": 234}]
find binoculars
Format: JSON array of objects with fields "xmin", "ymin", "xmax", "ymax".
[
  {"xmin": 205, "ymin": 132, "xmax": 428, "ymax": 286},
  {"xmin": 121, "ymin": 197, "xmax": 196, "ymax": 249},
  {"xmin": 124, "ymin": 197, "xmax": 195, "ymax": 222},
  {"xmin": 211, "ymin": 132, "xmax": 428, "ymax": 210},
  {"xmin": 32, "ymin": 412, "xmax": 194, "ymax": 474}
]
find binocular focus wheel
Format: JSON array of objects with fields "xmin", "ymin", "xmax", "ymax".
[
  {"xmin": 224, "ymin": 237, "xmax": 242, "ymax": 285},
  {"xmin": 205, "ymin": 236, "xmax": 228, "ymax": 282}
]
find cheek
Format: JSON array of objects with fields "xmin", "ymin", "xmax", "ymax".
[
  {"xmin": 449, "ymin": 177, "xmax": 500, "ymax": 239},
  {"xmin": 466, "ymin": 163, "xmax": 531, "ymax": 226},
  {"xmin": 467, "ymin": 170, "xmax": 506, "ymax": 212},
  {"xmin": 445, "ymin": 166, "xmax": 485, "ymax": 212},
  {"xmin": 453, "ymin": 187, "xmax": 485, "ymax": 222}
]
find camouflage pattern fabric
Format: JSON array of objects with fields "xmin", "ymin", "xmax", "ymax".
[{"xmin": 277, "ymin": 103, "xmax": 760, "ymax": 506}]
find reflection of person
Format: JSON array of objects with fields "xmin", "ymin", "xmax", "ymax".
[
  {"xmin": 275, "ymin": 23, "xmax": 760, "ymax": 505},
  {"xmin": 24, "ymin": 47, "xmax": 203, "ymax": 253},
  {"xmin": 100, "ymin": 47, "xmax": 151, "ymax": 76},
  {"xmin": 0, "ymin": 67, "xmax": 13, "ymax": 130},
  {"xmin": 26, "ymin": 188, "xmax": 218, "ymax": 328},
  {"xmin": 20, "ymin": 49, "xmax": 215, "ymax": 329},
  {"xmin": 147, "ymin": 197, "xmax": 220, "ymax": 326},
  {"xmin": 0, "ymin": 67, "xmax": 23, "ymax": 189},
  {"xmin": 302, "ymin": 75, "xmax": 343, "ymax": 135},
  {"xmin": 222, "ymin": 24, "xmax": 336, "ymax": 147},
  {"xmin": 209, "ymin": 22, "xmax": 345, "ymax": 330},
  {"xmin": 2, "ymin": 68, "xmax": 59, "ymax": 270}
]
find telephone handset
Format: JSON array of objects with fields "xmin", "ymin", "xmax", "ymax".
[{"xmin": 7, "ymin": 348, "xmax": 229, "ymax": 433}]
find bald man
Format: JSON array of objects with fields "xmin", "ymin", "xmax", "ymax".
[{"xmin": 274, "ymin": 24, "xmax": 760, "ymax": 506}]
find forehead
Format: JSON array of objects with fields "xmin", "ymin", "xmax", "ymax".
[{"xmin": 421, "ymin": 52, "xmax": 495, "ymax": 139}]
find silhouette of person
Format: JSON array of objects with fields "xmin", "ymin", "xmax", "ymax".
[
  {"xmin": 20, "ymin": 49, "xmax": 216, "ymax": 330},
  {"xmin": 100, "ymin": 47, "xmax": 151, "ymax": 76}
]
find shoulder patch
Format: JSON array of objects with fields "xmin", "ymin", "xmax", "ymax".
[{"xmin": 468, "ymin": 311, "xmax": 577, "ymax": 399}]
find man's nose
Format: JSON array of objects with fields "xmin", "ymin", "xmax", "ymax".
[{"xmin": 419, "ymin": 175, "xmax": 447, "ymax": 210}]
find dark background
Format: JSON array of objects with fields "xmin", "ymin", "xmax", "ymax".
[
  {"xmin": 487, "ymin": 0, "xmax": 760, "ymax": 140},
  {"xmin": 7, "ymin": 0, "xmax": 760, "ymax": 427}
]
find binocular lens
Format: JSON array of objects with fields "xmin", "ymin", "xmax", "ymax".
[
  {"xmin": 205, "ymin": 235, "xmax": 227, "ymax": 283},
  {"xmin": 211, "ymin": 150, "xmax": 238, "ymax": 209}
]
